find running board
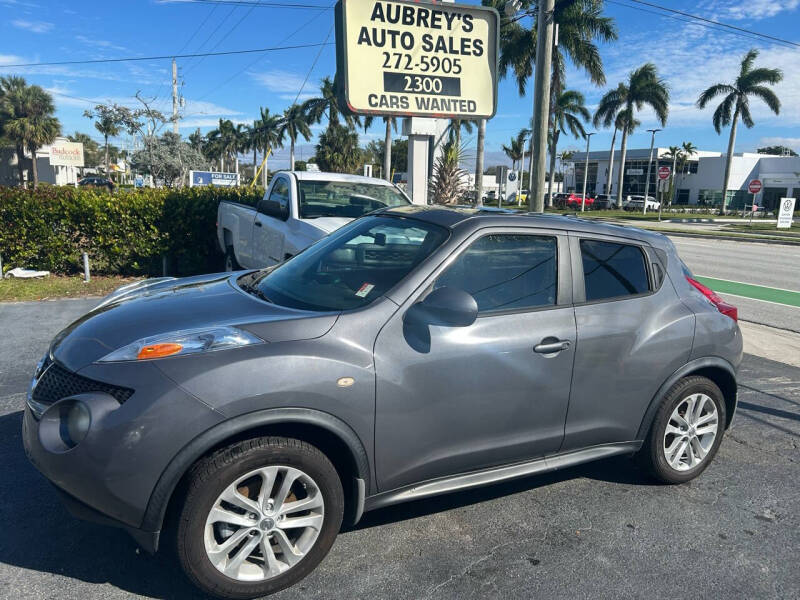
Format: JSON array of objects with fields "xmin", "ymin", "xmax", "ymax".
[{"xmin": 364, "ymin": 441, "xmax": 641, "ymax": 512}]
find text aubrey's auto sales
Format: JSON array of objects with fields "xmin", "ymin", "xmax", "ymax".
[{"xmin": 336, "ymin": 0, "xmax": 499, "ymax": 119}]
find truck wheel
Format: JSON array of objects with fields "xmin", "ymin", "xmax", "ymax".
[
  {"xmin": 638, "ymin": 376, "xmax": 726, "ymax": 484},
  {"xmin": 176, "ymin": 437, "xmax": 344, "ymax": 599},
  {"xmin": 224, "ymin": 246, "xmax": 241, "ymax": 272}
]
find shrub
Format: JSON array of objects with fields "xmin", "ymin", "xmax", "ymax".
[{"xmin": 0, "ymin": 186, "xmax": 262, "ymax": 276}]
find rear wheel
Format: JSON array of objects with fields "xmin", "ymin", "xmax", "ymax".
[
  {"xmin": 176, "ymin": 437, "xmax": 344, "ymax": 599},
  {"xmin": 639, "ymin": 376, "xmax": 726, "ymax": 484}
]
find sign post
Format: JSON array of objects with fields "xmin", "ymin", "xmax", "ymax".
[
  {"xmin": 747, "ymin": 179, "xmax": 762, "ymax": 220},
  {"xmin": 778, "ymin": 197, "xmax": 796, "ymax": 229},
  {"xmin": 656, "ymin": 166, "xmax": 670, "ymax": 221},
  {"xmin": 336, "ymin": 0, "xmax": 499, "ymax": 204}
]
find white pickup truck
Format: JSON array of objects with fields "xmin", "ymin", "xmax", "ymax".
[{"xmin": 217, "ymin": 171, "xmax": 411, "ymax": 270}]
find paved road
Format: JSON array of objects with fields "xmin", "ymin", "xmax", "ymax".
[
  {"xmin": 1, "ymin": 300, "xmax": 798, "ymax": 599},
  {"xmin": 670, "ymin": 237, "xmax": 800, "ymax": 331}
]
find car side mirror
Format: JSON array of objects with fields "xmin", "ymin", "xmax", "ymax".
[{"xmin": 404, "ymin": 287, "xmax": 478, "ymax": 328}]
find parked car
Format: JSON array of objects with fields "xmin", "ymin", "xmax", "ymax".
[
  {"xmin": 24, "ymin": 207, "xmax": 741, "ymax": 599},
  {"xmin": 78, "ymin": 176, "xmax": 115, "ymax": 192},
  {"xmin": 594, "ymin": 194, "xmax": 617, "ymax": 210},
  {"xmin": 623, "ymin": 195, "xmax": 661, "ymax": 211},
  {"xmin": 552, "ymin": 192, "xmax": 570, "ymax": 207},
  {"xmin": 217, "ymin": 171, "xmax": 410, "ymax": 270},
  {"xmin": 564, "ymin": 192, "xmax": 595, "ymax": 209}
]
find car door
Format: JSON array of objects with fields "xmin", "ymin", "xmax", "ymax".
[
  {"xmin": 374, "ymin": 228, "xmax": 577, "ymax": 492},
  {"xmin": 562, "ymin": 235, "xmax": 695, "ymax": 451},
  {"xmin": 252, "ymin": 176, "xmax": 290, "ymax": 266}
]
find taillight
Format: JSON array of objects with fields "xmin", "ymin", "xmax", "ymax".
[{"xmin": 686, "ymin": 277, "xmax": 738, "ymax": 322}]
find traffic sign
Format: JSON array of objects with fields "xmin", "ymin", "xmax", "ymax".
[
  {"xmin": 778, "ymin": 197, "xmax": 796, "ymax": 229},
  {"xmin": 658, "ymin": 166, "xmax": 671, "ymax": 180},
  {"xmin": 335, "ymin": 0, "xmax": 499, "ymax": 119},
  {"xmin": 748, "ymin": 179, "xmax": 763, "ymax": 194}
]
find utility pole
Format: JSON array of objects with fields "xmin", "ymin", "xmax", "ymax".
[
  {"xmin": 172, "ymin": 58, "xmax": 179, "ymax": 135},
  {"xmin": 581, "ymin": 132, "xmax": 596, "ymax": 212},
  {"xmin": 529, "ymin": 0, "xmax": 555, "ymax": 213},
  {"xmin": 642, "ymin": 128, "xmax": 661, "ymax": 215}
]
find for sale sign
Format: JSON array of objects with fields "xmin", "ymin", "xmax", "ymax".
[{"xmin": 336, "ymin": 0, "xmax": 499, "ymax": 118}]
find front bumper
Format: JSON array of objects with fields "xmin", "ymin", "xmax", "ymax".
[{"xmin": 22, "ymin": 359, "xmax": 225, "ymax": 551}]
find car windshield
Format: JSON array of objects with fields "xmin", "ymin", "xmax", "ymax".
[
  {"xmin": 242, "ymin": 215, "xmax": 449, "ymax": 311},
  {"xmin": 298, "ymin": 180, "xmax": 410, "ymax": 219}
]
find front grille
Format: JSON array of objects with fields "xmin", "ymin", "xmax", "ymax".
[{"xmin": 32, "ymin": 362, "xmax": 134, "ymax": 407}]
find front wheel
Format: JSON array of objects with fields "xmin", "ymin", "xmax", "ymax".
[
  {"xmin": 638, "ymin": 376, "xmax": 726, "ymax": 484},
  {"xmin": 176, "ymin": 437, "xmax": 344, "ymax": 599}
]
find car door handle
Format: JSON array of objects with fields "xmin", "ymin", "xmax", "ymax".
[
  {"xmin": 534, "ymin": 339, "xmax": 571, "ymax": 354},
  {"xmin": 254, "ymin": 221, "xmax": 263, "ymax": 227}
]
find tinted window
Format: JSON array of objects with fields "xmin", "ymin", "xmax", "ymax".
[
  {"xmin": 435, "ymin": 234, "xmax": 557, "ymax": 313},
  {"xmin": 258, "ymin": 178, "xmax": 290, "ymax": 220},
  {"xmin": 580, "ymin": 239, "xmax": 650, "ymax": 301},
  {"xmin": 246, "ymin": 216, "xmax": 448, "ymax": 311},
  {"xmin": 298, "ymin": 180, "xmax": 409, "ymax": 219}
]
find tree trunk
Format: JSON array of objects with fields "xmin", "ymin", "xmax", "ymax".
[
  {"xmin": 615, "ymin": 128, "xmax": 629, "ymax": 208},
  {"xmin": 607, "ymin": 127, "xmax": 618, "ymax": 196},
  {"xmin": 235, "ymin": 155, "xmax": 240, "ymax": 178},
  {"xmin": 253, "ymin": 148, "xmax": 257, "ymax": 183},
  {"xmin": 263, "ymin": 150, "xmax": 269, "ymax": 187},
  {"xmin": 220, "ymin": 154, "xmax": 224, "ymax": 172},
  {"xmin": 15, "ymin": 144, "xmax": 26, "ymax": 188},
  {"xmin": 547, "ymin": 129, "xmax": 560, "ymax": 208},
  {"xmin": 475, "ymin": 119, "xmax": 486, "ymax": 207},
  {"xmin": 722, "ymin": 107, "xmax": 739, "ymax": 211},
  {"xmin": 290, "ymin": 139, "xmax": 296, "ymax": 171},
  {"xmin": 104, "ymin": 134, "xmax": 110, "ymax": 178},
  {"xmin": 30, "ymin": 145, "xmax": 39, "ymax": 188},
  {"xmin": 384, "ymin": 119, "xmax": 392, "ymax": 181}
]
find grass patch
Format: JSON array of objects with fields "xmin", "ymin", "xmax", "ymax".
[{"xmin": 0, "ymin": 275, "xmax": 138, "ymax": 302}]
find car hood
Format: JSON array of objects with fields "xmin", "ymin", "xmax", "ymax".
[
  {"xmin": 307, "ymin": 216, "xmax": 353, "ymax": 234},
  {"xmin": 51, "ymin": 272, "xmax": 338, "ymax": 372}
]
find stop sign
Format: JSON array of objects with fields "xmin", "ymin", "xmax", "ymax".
[
  {"xmin": 748, "ymin": 179, "xmax": 763, "ymax": 194},
  {"xmin": 658, "ymin": 166, "xmax": 671, "ymax": 180}
]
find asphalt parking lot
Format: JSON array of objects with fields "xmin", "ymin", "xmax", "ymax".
[{"xmin": 1, "ymin": 298, "xmax": 798, "ymax": 599}]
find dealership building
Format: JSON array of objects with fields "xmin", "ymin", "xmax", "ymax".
[{"xmin": 565, "ymin": 148, "xmax": 800, "ymax": 211}]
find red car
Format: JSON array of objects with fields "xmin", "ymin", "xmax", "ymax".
[{"xmin": 564, "ymin": 192, "xmax": 595, "ymax": 208}]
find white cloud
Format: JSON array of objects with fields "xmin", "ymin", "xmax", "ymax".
[
  {"xmin": 700, "ymin": 0, "xmax": 800, "ymax": 21},
  {"xmin": 0, "ymin": 54, "xmax": 25, "ymax": 66},
  {"xmin": 75, "ymin": 34, "xmax": 127, "ymax": 52},
  {"xmin": 251, "ymin": 69, "xmax": 313, "ymax": 95},
  {"xmin": 11, "ymin": 19, "xmax": 53, "ymax": 33}
]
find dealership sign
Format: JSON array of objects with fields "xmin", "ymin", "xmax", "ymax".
[
  {"xmin": 190, "ymin": 171, "xmax": 240, "ymax": 187},
  {"xmin": 49, "ymin": 141, "xmax": 84, "ymax": 167},
  {"xmin": 336, "ymin": 0, "xmax": 499, "ymax": 118}
]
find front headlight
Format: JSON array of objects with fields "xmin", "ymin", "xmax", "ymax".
[{"xmin": 98, "ymin": 326, "xmax": 263, "ymax": 362}]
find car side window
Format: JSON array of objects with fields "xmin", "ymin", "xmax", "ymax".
[
  {"xmin": 580, "ymin": 239, "xmax": 650, "ymax": 302},
  {"xmin": 435, "ymin": 234, "xmax": 558, "ymax": 313},
  {"xmin": 258, "ymin": 178, "xmax": 290, "ymax": 220}
]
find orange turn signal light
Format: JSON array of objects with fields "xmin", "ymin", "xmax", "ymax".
[{"xmin": 137, "ymin": 343, "xmax": 183, "ymax": 360}]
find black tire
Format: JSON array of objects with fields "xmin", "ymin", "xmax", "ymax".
[
  {"xmin": 224, "ymin": 246, "xmax": 241, "ymax": 272},
  {"xmin": 638, "ymin": 376, "xmax": 726, "ymax": 484},
  {"xmin": 175, "ymin": 437, "xmax": 344, "ymax": 599}
]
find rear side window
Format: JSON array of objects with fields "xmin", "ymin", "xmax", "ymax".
[
  {"xmin": 435, "ymin": 234, "xmax": 558, "ymax": 313},
  {"xmin": 580, "ymin": 239, "xmax": 650, "ymax": 301}
]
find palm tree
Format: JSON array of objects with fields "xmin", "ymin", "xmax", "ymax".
[
  {"xmin": 0, "ymin": 76, "xmax": 60, "ymax": 188},
  {"xmin": 593, "ymin": 83, "xmax": 627, "ymax": 196},
  {"xmin": 662, "ymin": 145, "xmax": 683, "ymax": 205},
  {"xmin": 280, "ymin": 104, "xmax": 312, "ymax": 170},
  {"xmin": 302, "ymin": 76, "xmax": 360, "ymax": 129},
  {"xmin": 252, "ymin": 107, "xmax": 283, "ymax": 186},
  {"xmin": 188, "ymin": 128, "xmax": 204, "ymax": 152},
  {"xmin": 697, "ymin": 49, "xmax": 782, "ymax": 209},
  {"xmin": 502, "ymin": 129, "xmax": 529, "ymax": 173},
  {"xmin": 447, "ymin": 119, "xmax": 476, "ymax": 147},
  {"xmin": 547, "ymin": 89, "xmax": 590, "ymax": 206},
  {"xmin": 558, "ymin": 149, "xmax": 574, "ymax": 189},
  {"xmin": 207, "ymin": 119, "xmax": 238, "ymax": 171},
  {"xmin": 84, "ymin": 109, "xmax": 120, "ymax": 177},
  {"xmin": 429, "ymin": 140, "xmax": 468, "ymax": 205},
  {"xmin": 382, "ymin": 116, "xmax": 397, "ymax": 182},
  {"xmin": 597, "ymin": 64, "xmax": 669, "ymax": 208}
]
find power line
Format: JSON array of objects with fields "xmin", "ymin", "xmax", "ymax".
[
  {"xmin": 610, "ymin": 0, "xmax": 800, "ymax": 49},
  {"xmin": 1, "ymin": 42, "xmax": 335, "ymax": 68},
  {"xmin": 168, "ymin": 0, "xmax": 329, "ymax": 7}
]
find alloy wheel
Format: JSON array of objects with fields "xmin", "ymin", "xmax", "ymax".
[
  {"xmin": 662, "ymin": 393, "xmax": 719, "ymax": 471},
  {"xmin": 203, "ymin": 465, "xmax": 325, "ymax": 582}
]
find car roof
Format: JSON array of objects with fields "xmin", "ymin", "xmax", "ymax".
[
  {"xmin": 381, "ymin": 205, "xmax": 669, "ymax": 247},
  {"xmin": 284, "ymin": 171, "xmax": 396, "ymax": 187}
]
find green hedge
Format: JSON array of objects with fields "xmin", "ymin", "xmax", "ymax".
[{"xmin": 0, "ymin": 186, "xmax": 262, "ymax": 276}]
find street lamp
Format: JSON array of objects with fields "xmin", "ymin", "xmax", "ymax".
[
  {"xmin": 581, "ymin": 132, "xmax": 596, "ymax": 213},
  {"xmin": 518, "ymin": 134, "xmax": 530, "ymax": 205},
  {"xmin": 642, "ymin": 128, "xmax": 662, "ymax": 215}
]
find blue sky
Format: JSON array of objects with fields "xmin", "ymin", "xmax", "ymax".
[{"xmin": 1, "ymin": 0, "xmax": 798, "ymax": 169}]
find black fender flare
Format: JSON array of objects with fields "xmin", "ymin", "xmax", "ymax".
[
  {"xmin": 140, "ymin": 407, "xmax": 371, "ymax": 534},
  {"xmin": 635, "ymin": 356, "xmax": 738, "ymax": 440}
]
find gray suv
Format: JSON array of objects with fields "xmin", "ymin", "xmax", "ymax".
[{"xmin": 23, "ymin": 206, "xmax": 742, "ymax": 599}]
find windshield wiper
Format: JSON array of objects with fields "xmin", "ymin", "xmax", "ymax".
[{"xmin": 238, "ymin": 273, "xmax": 273, "ymax": 304}]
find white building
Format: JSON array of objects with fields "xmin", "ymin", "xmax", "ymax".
[
  {"xmin": 0, "ymin": 137, "xmax": 84, "ymax": 187},
  {"xmin": 566, "ymin": 147, "xmax": 799, "ymax": 211}
]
